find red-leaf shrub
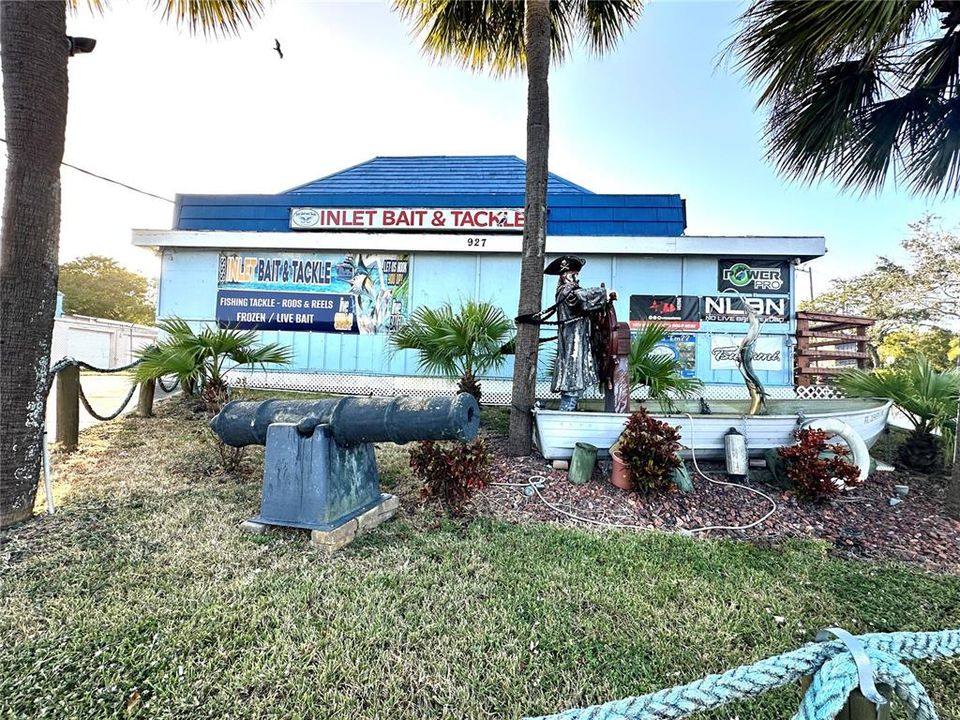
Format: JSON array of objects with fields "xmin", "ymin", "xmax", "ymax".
[
  {"xmin": 616, "ymin": 408, "xmax": 682, "ymax": 493},
  {"xmin": 408, "ymin": 438, "xmax": 491, "ymax": 516},
  {"xmin": 777, "ymin": 428, "xmax": 862, "ymax": 500}
]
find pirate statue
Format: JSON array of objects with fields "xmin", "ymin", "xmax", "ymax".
[{"xmin": 518, "ymin": 255, "xmax": 619, "ymax": 411}]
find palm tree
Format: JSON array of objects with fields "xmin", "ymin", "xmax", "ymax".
[
  {"xmin": 729, "ymin": 1, "xmax": 960, "ymax": 196},
  {"xmin": 627, "ymin": 324, "xmax": 703, "ymax": 411},
  {"xmin": 0, "ymin": 1, "xmax": 262, "ymax": 528},
  {"xmin": 837, "ymin": 356, "xmax": 960, "ymax": 473},
  {"xmin": 730, "ymin": 0, "xmax": 960, "ymax": 514},
  {"xmin": 393, "ymin": 0, "xmax": 644, "ymax": 456},
  {"xmin": 134, "ymin": 318, "xmax": 293, "ymax": 413},
  {"xmin": 388, "ymin": 300, "xmax": 512, "ymax": 402}
]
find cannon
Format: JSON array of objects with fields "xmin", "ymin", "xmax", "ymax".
[{"xmin": 210, "ymin": 394, "xmax": 480, "ymax": 541}]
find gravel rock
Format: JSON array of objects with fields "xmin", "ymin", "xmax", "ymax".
[{"xmin": 475, "ymin": 434, "xmax": 960, "ymax": 571}]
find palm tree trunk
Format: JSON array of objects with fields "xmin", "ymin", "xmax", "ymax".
[
  {"xmin": 508, "ymin": 0, "xmax": 550, "ymax": 456},
  {"xmin": 0, "ymin": 1, "xmax": 69, "ymax": 527}
]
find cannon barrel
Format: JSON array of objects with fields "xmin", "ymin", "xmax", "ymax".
[{"xmin": 210, "ymin": 393, "xmax": 480, "ymax": 448}]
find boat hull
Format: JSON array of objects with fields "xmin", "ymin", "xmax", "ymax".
[{"xmin": 532, "ymin": 399, "xmax": 893, "ymax": 461}]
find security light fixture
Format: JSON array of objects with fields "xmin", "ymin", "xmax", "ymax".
[{"xmin": 66, "ymin": 36, "xmax": 97, "ymax": 57}]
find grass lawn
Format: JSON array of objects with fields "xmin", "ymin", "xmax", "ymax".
[{"xmin": 1, "ymin": 398, "xmax": 958, "ymax": 720}]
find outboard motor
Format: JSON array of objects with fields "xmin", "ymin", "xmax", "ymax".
[{"xmin": 723, "ymin": 427, "xmax": 748, "ymax": 478}]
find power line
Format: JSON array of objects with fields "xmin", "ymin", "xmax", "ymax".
[{"xmin": 0, "ymin": 137, "xmax": 175, "ymax": 204}]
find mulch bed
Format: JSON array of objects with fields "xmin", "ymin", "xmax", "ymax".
[{"xmin": 474, "ymin": 435, "xmax": 960, "ymax": 571}]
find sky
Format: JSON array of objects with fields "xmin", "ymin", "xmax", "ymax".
[{"xmin": 1, "ymin": 0, "xmax": 956, "ymax": 299}]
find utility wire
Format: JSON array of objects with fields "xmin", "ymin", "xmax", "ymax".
[{"xmin": 0, "ymin": 137, "xmax": 175, "ymax": 204}]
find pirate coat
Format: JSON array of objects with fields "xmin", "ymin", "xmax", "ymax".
[{"xmin": 549, "ymin": 282, "xmax": 607, "ymax": 393}]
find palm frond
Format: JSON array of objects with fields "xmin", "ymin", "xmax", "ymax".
[
  {"xmin": 729, "ymin": 1, "xmax": 924, "ymax": 105},
  {"xmin": 153, "ymin": 0, "xmax": 264, "ymax": 37},
  {"xmin": 132, "ymin": 317, "xmax": 291, "ymax": 400},
  {"xmin": 387, "ymin": 300, "xmax": 512, "ymax": 380},
  {"xmin": 727, "ymin": 0, "xmax": 960, "ymax": 195},
  {"xmin": 224, "ymin": 341, "xmax": 294, "ymax": 370},
  {"xmin": 66, "ymin": 0, "xmax": 107, "ymax": 16},
  {"xmin": 627, "ymin": 322, "xmax": 671, "ymax": 359},
  {"xmin": 393, "ymin": 0, "xmax": 642, "ymax": 75},
  {"xmin": 393, "ymin": 0, "xmax": 526, "ymax": 75},
  {"xmin": 627, "ymin": 324, "xmax": 703, "ymax": 410},
  {"xmin": 576, "ymin": 0, "xmax": 644, "ymax": 56},
  {"xmin": 838, "ymin": 355, "xmax": 960, "ymax": 434}
]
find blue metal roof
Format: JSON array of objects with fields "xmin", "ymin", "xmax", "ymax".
[
  {"xmin": 172, "ymin": 156, "xmax": 687, "ymax": 236},
  {"xmin": 286, "ymin": 156, "xmax": 593, "ymax": 195},
  {"xmin": 175, "ymin": 193, "xmax": 686, "ymax": 236}
]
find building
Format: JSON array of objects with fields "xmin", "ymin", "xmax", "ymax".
[{"xmin": 133, "ymin": 156, "xmax": 825, "ymax": 403}]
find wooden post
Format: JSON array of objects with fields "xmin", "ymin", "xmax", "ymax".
[
  {"xmin": 55, "ymin": 365, "xmax": 79, "ymax": 452},
  {"xmin": 137, "ymin": 379, "xmax": 155, "ymax": 418},
  {"xmin": 800, "ymin": 677, "xmax": 892, "ymax": 719}
]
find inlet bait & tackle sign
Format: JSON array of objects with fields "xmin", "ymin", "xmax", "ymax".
[
  {"xmin": 290, "ymin": 207, "xmax": 524, "ymax": 232},
  {"xmin": 216, "ymin": 252, "xmax": 409, "ymax": 334}
]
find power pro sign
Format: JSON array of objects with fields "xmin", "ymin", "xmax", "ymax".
[{"xmin": 718, "ymin": 259, "xmax": 790, "ymax": 294}]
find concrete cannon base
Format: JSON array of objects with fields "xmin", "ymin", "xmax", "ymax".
[{"xmin": 240, "ymin": 493, "xmax": 400, "ymax": 553}]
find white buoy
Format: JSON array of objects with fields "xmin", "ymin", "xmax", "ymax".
[
  {"xmin": 802, "ymin": 417, "xmax": 871, "ymax": 484},
  {"xmin": 724, "ymin": 427, "xmax": 748, "ymax": 478}
]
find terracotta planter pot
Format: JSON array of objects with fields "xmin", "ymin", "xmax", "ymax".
[{"xmin": 609, "ymin": 450, "xmax": 632, "ymax": 491}]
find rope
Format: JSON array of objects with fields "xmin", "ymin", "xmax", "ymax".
[
  {"xmin": 491, "ymin": 476, "xmax": 654, "ymax": 531},
  {"xmin": 49, "ymin": 356, "xmax": 142, "ymax": 376},
  {"xmin": 77, "ymin": 378, "xmax": 138, "ymax": 422},
  {"xmin": 47, "ymin": 356, "xmax": 144, "ymax": 394},
  {"xmin": 527, "ymin": 630, "xmax": 960, "ymax": 720},
  {"xmin": 680, "ymin": 413, "xmax": 778, "ymax": 534}
]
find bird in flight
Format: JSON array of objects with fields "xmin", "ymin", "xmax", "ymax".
[{"xmin": 274, "ymin": 39, "xmax": 283, "ymax": 59}]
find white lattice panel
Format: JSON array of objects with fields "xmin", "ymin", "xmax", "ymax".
[
  {"xmin": 795, "ymin": 384, "xmax": 844, "ymax": 400},
  {"xmin": 230, "ymin": 370, "xmax": 839, "ymax": 405}
]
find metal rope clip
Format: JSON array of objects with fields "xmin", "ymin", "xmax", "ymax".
[{"xmin": 816, "ymin": 627, "xmax": 888, "ymax": 708}]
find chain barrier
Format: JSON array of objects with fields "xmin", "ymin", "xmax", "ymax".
[
  {"xmin": 48, "ymin": 355, "xmax": 142, "ymax": 377},
  {"xmin": 156, "ymin": 375, "xmax": 181, "ymax": 393},
  {"xmin": 48, "ymin": 356, "xmax": 177, "ymax": 422},
  {"xmin": 76, "ymin": 379, "xmax": 139, "ymax": 422}
]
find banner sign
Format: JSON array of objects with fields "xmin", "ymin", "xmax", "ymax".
[
  {"xmin": 216, "ymin": 251, "xmax": 409, "ymax": 334},
  {"xmin": 718, "ymin": 259, "xmax": 790, "ymax": 294},
  {"xmin": 648, "ymin": 333, "xmax": 697, "ymax": 379},
  {"xmin": 701, "ymin": 295, "xmax": 788, "ymax": 324},
  {"xmin": 290, "ymin": 207, "xmax": 524, "ymax": 233},
  {"xmin": 710, "ymin": 335, "xmax": 784, "ymax": 372},
  {"xmin": 629, "ymin": 294, "xmax": 700, "ymax": 330}
]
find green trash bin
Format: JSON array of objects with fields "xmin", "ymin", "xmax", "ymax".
[{"xmin": 568, "ymin": 442, "xmax": 598, "ymax": 485}]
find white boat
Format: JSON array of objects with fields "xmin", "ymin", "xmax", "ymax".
[{"xmin": 532, "ymin": 398, "xmax": 894, "ymax": 460}]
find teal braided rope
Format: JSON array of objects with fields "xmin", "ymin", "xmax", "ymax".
[
  {"xmin": 526, "ymin": 630, "xmax": 960, "ymax": 720},
  {"xmin": 798, "ymin": 648, "xmax": 936, "ymax": 720}
]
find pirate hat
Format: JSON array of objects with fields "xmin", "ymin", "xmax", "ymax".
[{"xmin": 543, "ymin": 255, "xmax": 585, "ymax": 275}]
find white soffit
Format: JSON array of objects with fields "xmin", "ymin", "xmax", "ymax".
[{"xmin": 132, "ymin": 230, "xmax": 826, "ymax": 259}]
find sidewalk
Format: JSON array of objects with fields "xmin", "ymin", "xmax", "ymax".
[{"xmin": 45, "ymin": 373, "xmax": 178, "ymax": 437}]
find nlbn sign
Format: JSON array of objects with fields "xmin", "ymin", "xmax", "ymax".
[{"xmin": 702, "ymin": 296, "xmax": 787, "ymax": 322}]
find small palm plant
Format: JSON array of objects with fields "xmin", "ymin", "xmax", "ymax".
[
  {"xmin": 388, "ymin": 300, "xmax": 512, "ymax": 402},
  {"xmin": 838, "ymin": 356, "xmax": 960, "ymax": 473},
  {"xmin": 628, "ymin": 324, "xmax": 703, "ymax": 411},
  {"xmin": 134, "ymin": 318, "xmax": 293, "ymax": 412}
]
